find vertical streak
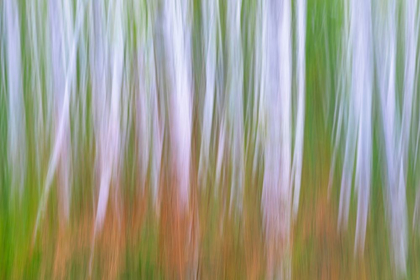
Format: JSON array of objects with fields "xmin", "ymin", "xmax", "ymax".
[
  {"xmin": 34, "ymin": 0, "xmax": 86, "ymax": 237},
  {"xmin": 164, "ymin": 0, "xmax": 193, "ymax": 208},
  {"xmin": 93, "ymin": 0, "xmax": 125, "ymax": 232},
  {"xmin": 135, "ymin": 0, "xmax": 161, "ymax": 206},
  {"xmin": 149, "ymin": 36, "xmax": 163, "ymax": 208},
  {"xmin": 48, "ymin": 0, "xmax": 74, "ymax": 223},
  {"xmin": 90, "ymin": 0, "xmax": 110, "ymax": 234},
  {"xmin": 27, "ymin": 0, "xmax": 46, "ymax": 186},
  {"xmin": 226, "ymin": 0, "xmax": 244, "ymax": 213},
  {"xmin": 292, "ymin": 0, "xmax": 306, "ymax": 217},
  {"xmin": 261, "ymin": 0, "xmax": 292, "ymax": 277},
  {"xmin": 109, "ymin": 0, "xmax": 124, "ymax": 207},
  {"xmin": 374, "ymin": 0, "xmax": 408, "ymax": 274},
  {"xmin": 4, "ymin": 0, "xmax": 26, "ymax": 197},
  {"xmin": 137, "ymin": 43, "xmax": 150, "ymax": 191},
  {"xmin": 338, "ymin": 0, "xmax": 373, "ymax": 253},
  {"xmin": 352, "ymin": 0, "xmax": 373, "ymax": 252},
  {"xmin": 337, "ymin": 0, "xmax": 352, "ymax": 230},
  {"xmin": 199, "ymin": 0, "xmax": 219, "ymax": 184},
  {"xmin": 279, "ymin": 4, "xmax": 292, "ymax": 277}
]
